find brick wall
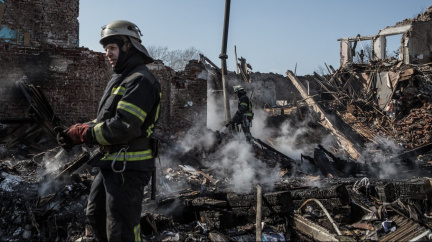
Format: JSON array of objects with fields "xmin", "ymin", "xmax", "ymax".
[
  {"xmin": 0, "ymin": 44, "xmax": 204, "ymax": 131},
  {"xmin": 147, "ymin": 61, "xmax": 173, "ymax": 128},
  {"xmin": 170, "ymin": 60, "xmax": 208, "ymax": 129},
  {"xmin": 1, "ymin": 0, "xmax": 79, "ymax": 48},
  {"xmin": 0, "ymin": 0, "xmax": 207, "ymax": 132},
  {"xmin": 0, "ymin": 44, "xmax": 111, "ymax": 125}
]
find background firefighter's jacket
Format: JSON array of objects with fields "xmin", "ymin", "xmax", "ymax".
[
  {"xmin": 85, "ymin": 54, "xmax": 161, "ymax": 171},
  {"xmin": 231, "ymin": 93, "xmax": 253, "ymax": 125}
]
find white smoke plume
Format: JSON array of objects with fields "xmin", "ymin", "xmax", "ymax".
[
  {"xmin": 362, "ymin": 136, "xmax": 405, "ymax": 179},
  {"xmin": 203, "ymin": 137, "xmax": 280, "ymax": 194},
  {"xmin": 37, "ymin": 148, "xmax": 78, "ymax": 195}
]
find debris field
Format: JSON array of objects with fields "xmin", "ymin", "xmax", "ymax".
[{"xmin": 1, "ymin": 3, "xmax": 432, "ymax": 242}]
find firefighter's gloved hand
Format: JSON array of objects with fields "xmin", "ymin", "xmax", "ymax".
[
  {"xmin": 225, "ymin": 122, "xmax": 231, "ymax": 127},
  {"xmin": 54, "ymin": 126, "xmax": 73, "ymax": 151},
  {"xmin": 65, "ymin": 123, "xmax": 90, "ymax": 146}
]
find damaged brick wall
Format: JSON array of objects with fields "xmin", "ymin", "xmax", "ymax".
[
  {"xmin": 0, "ymin": 45, "xmax": 111, "ymax": 125},
  {"xmin": 249, "ymin": 73, "xmax": 303, "ymax": 106},
  {"xmin": 0, "ymin": 0, "xmax": 198, "ymax": 131},
  {"xmin": 170, "ymin": 60, "xmax": 208, "ymax": 127},
  {"xmin": 407, "ymin": 21, "xmax": 432, "ymax": 64},
  {"xmin": 0, "ymin": 44, "xmax": 204, "ymax": 131},
  {"xmin": 147, "ymin": 61, "xmax": 172, "ymax": 128},
  {"xmin": 0, "ymin": 0, "xmax": 79, "ymax": 48},
  {"xmin": 225, "ymin": 72, "xmax": 303, "ymax": 108}
]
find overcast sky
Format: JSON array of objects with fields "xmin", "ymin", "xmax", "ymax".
[{"xmin": 78, "ymin": 1, "xmax": 431, "ymax": 76}]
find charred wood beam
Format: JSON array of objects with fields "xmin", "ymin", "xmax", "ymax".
[
  {"xmin": 17, "ymin": 78, "xmax": 62, "ymax": 140},
  {"xmin": 313, "ymin": 72, "xmax": 346, "ymax": 108},
  {"xmin": 251, "ymin": 137, "xmax": 296, "ymax": 164},
  {"xmin": 313, "ymin": 148, "xmax": 338, "ymax": 178},
  {"xmin": 324, "ymin": 63, "xmax": 332, "ymax": 75},
  {"xmin": 0, "ymin": 118, "xmax": 35, "ymax": 124},
  {"xmin": 187, "ymin": 197, "xmax": 227, "ymax": 208},
  {"xmin": 317, "ymin": 144, "xmax": 361, "ymax": 176},
  {"xmin": 199, "ymin": 54, "xmax": 221, "ymax": 73},
  {"xmin": 390, "ymin": 142, "xmax": 432, "ymax": 161},
  {"xmin": 286, "ymin": 70, "xmax": 364, "ymax": 161},
  {"xmin": 198, "ymin": 210, "xmax": 233, "ymax": 230},
  {"xmin": 52, "ymin": 150, "xmax": 91, "ymax": 182},
  {"xmin": 291, "ymin": 184, "xmax": 350, "ymax": 207},
  {"xmin": 25, "ymin": 201, "xmax": 40, "ymax": 235},
  {"xmin": 6, "ymin": 124, "xmax": 41, "ymax": 149}
]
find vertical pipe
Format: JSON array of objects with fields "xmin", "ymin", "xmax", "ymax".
[
  {"xmin": 234, "ymin": 45, "xmax": 239, "ymax": 74},
  {"xmin": 220, "ymin": 0, "xmax": 232, "ymax": 124}
]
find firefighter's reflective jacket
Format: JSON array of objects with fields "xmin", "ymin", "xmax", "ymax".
[
  {"xmin": 231, "ymin": 93, "xmax": 253, "ymax": 124},
  {"xmin": 86, "ymin": 58, "xmax": 161, "ymax": 171}
]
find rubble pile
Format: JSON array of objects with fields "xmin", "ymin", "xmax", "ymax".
[
  {"xmin": 0, "ymin": 147, "xmax": 93, "ymax": 241},
  {"xmin": 308, "ymin": 61, "xmax": 432, "ymax": 152},
  {"xmin": 1, "ymin": 71, "xmax": 432, "ymax": 241},
  {"xmin": 2, "ymin": 113, "xmax": 432, "ymax": 241},
  {"xmin": 3, "ymin": 8, "xmax": 432, "ymax": 240}
]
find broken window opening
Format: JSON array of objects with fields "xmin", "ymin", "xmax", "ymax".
[{"xmin": 385, "ymin": 34, "xmax": 403, "ymax": 61}]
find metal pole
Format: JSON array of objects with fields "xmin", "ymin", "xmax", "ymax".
[
  {"xmin": 234, "ymin": 45, "xmax": 239, "ymax": 74},
  {"xmin": 256, "ymin": 184, "xmax": 262, "ymax": 241},
  {"xmin": 220, "ymin": 0, "xmax": 232, "ymax": 124}
]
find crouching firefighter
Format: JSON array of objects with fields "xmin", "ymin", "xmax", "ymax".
[
  {"xmin": 225, "ymin": 85, "xmax": 254, "ymax": 141},
  {"xmin": 56, "ymin": 20, "xmax": 161, "ymax": 242}
]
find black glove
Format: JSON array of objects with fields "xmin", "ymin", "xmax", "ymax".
[
  {"xmin": 225, "ymin": 122, "xmax": 231, "ymax": 127},
  {"xmin": 54, "ymin": 126, "xmax": 73, "ymax": 151}
]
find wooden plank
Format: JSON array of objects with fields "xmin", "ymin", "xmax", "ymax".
[{"xmin": 286, "ymin": 70, "xmax": 363, "ymax": 161}]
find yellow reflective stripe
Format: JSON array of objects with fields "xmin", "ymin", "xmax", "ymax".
[
  {"xmin": 94, "ymin": 123, "xmax": 110, "ymax": 145},
  {"xmin": 91, "ymin": 119, "xmax": 97, "ymax": 123},
  {"xmin": 101, "ymin": 149, "xmax": 153, "ymax": 161},
  {"xmin": 111, "ymin": 86, "xmax": 125, "ymax": 96},
  {"xmin": 244, "ymin": 113, "xmax": 253, "ymax": 116},
  {"xmin": 240, "ymin": 102, "xmax": 248, "ymax": 106},
  {"xmin": 118, "ymin": 101, "xmax": 147, "ymax": 122},
  {"xmin": 146, "ymin": 93, "xmax": 161, "ymax": 137},
  {"xmin": 146, "ymin": 124, "xmax": 154, "ymax": 137},
  {"xmin": 134, "ymin": 223, "xmax": 141, "ymax": 242}
]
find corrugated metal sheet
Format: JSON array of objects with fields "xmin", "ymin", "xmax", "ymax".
[{"xmin": 379, "ymin": 215, "xmax": 431, "ymax": 242}]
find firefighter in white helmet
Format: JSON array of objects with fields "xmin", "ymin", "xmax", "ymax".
[
  {"xmin": 56, "ymin": 20, "xmax": 161, "ymax": 241},
  {"xmin": 226, "ymin": 85, "xmax": 254, "ymax": 141}
]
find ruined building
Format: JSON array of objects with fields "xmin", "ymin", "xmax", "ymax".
[{"xmin": 2, "ymin": 1, "xmax": 432, "ymax": 241}]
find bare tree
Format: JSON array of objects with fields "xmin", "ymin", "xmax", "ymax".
[
  {"xmin": 147, "ymin": 46, "xmax": 169, "ymax": 61},
  {"xmin": 147, "ymin": 46, "xmax": 201, "ymax": 70},
  {"xmin": 181, "ymin": 47, "xmax": 200, "ymax": 62}
]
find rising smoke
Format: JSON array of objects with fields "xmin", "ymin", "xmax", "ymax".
[
  {"xmin": 168, "ymin": 74, "xmax": 334, "ymax": 194},
  {"xmin": 362, "ymin": 136, "xmax": 408, "ymax": 179},
  {"xmin": 203, "ymin": 137, "xmax": 280, "ymax": 194}
]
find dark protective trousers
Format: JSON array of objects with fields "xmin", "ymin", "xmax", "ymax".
[
  {"xmin": 233, "ymin": 116, "xmax": 252, "ymax": 141},
  {"xmin": 86, "ymin": 168, "xmax": 152, "ymax": 241}
]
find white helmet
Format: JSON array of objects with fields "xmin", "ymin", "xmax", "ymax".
[
  {"xmin": 233, "ymin": 85, "xmax": 245, "ymax": 93},
  {"xmin": 100, "ymin": 20, "xmax": 153, "ymax": 64}
]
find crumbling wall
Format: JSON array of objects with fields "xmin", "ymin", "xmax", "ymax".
[
  {"xmin": 0, "ymin": 0, "xmax": 79, "ymax": 47},
  {"xmin": 407, "ymin": 21, "xmax": 432, "ymax": 64},
  {"xmin": 170, "ymin": 60, "xmax": 207, "ymax": 128},
  {"xmin": 147, "ymin": 61, "xmax": 173, "ymax": 128},
  {"xmin": 0, "ymin": 43, "xmax": 199, "ymax": 131},
  {"xmin": 249, "ymin": 72, "xmax": 302, "ymax": 107},
  {"xmin": 0, "ymin": 45, "xmax": 110, "ymax": 124}
]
